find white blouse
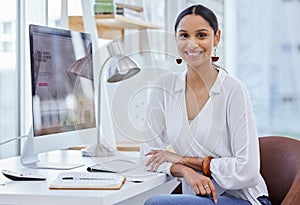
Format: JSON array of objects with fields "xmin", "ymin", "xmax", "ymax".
[{"xmin": 140, "ymin": 68, "xmax": 269, "ymax": 205}]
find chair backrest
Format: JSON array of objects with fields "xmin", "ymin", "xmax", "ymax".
[{"xmin": 259, "ymin": 136, "xmax": 300, "ymax": 205}]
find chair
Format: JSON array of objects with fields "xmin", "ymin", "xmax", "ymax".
[
  {"xmin": 172, "ymin": 136, "xmax": 300, "ymax": 205},
  {"xmin": 259, "ymin": 136, "xmax": 300, "ymax": 205}
]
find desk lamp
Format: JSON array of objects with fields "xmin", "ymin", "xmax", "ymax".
[{"xmin": 81, "ymin": 41, "xmax": 141, "ymax": 157}]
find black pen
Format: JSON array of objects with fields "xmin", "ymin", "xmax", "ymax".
[
  {"xmin": 126, "ymin": 177, "xmax": 144, "ymax": 183},
  {"xmin": 87, "ymin": 167, "xmax": 116, "ymax": 173},
  {"xmin": 62, "ymin": 177, "xmax": 114, "ymax": 181}
]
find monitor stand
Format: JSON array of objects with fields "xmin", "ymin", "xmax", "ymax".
[{"xmin": 20, "ymin": 127, "xmax": 83, "ymax": 170}]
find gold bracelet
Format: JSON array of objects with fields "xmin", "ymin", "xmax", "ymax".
[{"xmin": 202, "ymin": 156, "xmax": 213, "ymax": 178}]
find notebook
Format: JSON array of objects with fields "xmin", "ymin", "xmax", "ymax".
[{"xmin": 49, "ymin": 172, "xmax": 126, "ymax": 190}]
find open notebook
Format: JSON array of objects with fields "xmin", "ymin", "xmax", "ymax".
[{"xmin": 49, "ymin": 172, "xmax": 126, "ymax": 190}]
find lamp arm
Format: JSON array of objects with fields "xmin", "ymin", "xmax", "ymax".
[
  {"xmin": 96, "ymin": 80, "xmax": 102, "ymax": 145},
  {"xmin": 95, "ymin": 57, "xmax": 110, "ymax": 145},
  {"xmin": 80, "ymin": 57, "xmax": 115, "ymax": 157}
]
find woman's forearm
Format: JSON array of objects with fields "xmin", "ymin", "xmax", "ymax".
[
  {"xmin": 170, "ymin": 163, "xmax": 194, "ymax": 177},
  {"xmin": 177, "ymin": 156, "xmax": 204, "ymax": 171}
]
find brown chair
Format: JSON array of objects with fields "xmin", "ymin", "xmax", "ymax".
[
  {"xmin": 172, "ymin": 136, "xmax": 300, "ymax": 205},
  {"xmin": 259, "ymin": 136, "xmax": 300, "ymax": 205}
]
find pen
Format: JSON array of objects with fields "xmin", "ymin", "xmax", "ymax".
[
  {"xmin": 62, "ymin": 177, "xmax": 114, "ymax": 181},
  {"xmin": 126, "ymin": 178, "xmax": 144, "ymax": 183},
  {"xmin": 87, "ymin": 167, "xmax": 116, "ymax": 173}
]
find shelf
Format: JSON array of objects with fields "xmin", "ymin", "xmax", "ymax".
[
  {"xmin": 95, "ymin": 14, "xmax": 162, "ymax": 30},
  {"xmin": 69, "ymin": 15, "xmax": 162, "ymax": 40}
]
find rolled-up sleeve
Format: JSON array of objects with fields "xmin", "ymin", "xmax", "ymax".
[{"xmin": 210, "ymin": 82, "xmax": 261, "ymax": 190}]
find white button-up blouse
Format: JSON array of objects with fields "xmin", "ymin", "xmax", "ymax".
[{"xmin": 140, "ymin": 68, "xmax": 269, "ymax": 205}]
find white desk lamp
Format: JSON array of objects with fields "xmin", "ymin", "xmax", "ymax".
[{"xmin": 81, "ymin": 41, "xmax": 141, "ymax": 157}]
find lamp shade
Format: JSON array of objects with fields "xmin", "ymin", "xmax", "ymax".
[{"xmin": 105, "ymin": 41, "xmax": 140, "ymax": 83}]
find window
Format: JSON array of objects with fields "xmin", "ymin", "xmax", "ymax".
[
  {"xmin": 3, "ymin": 22, "xmax": 12, "ymax": 34},
  {"xmin": 0, "ymin": 0, "xmax": 18, "ymax": 158},
  {"xmin": 0, "ymin": 0, "xmax": 46, "ymax": 159},
  {"xmin": 48, "ymin": 0, "xmax": 61, "ymax": 27},
  {"xmin": 233, "ymin": 0, "xmax": 300, "ymax": 139},
  {"xmin": 2, "ymin": 41, "xmax": 12, "ymax": 52}
]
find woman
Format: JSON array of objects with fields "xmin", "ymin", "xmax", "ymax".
[{"xmin": 140, "ymin": 4, "xmax": 271, "ymax": 205}]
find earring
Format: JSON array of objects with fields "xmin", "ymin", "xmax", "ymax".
[
  {"xmin": 211, "ymin": 47, "xmax": 219, "ymax": 62},
  {"xmin": 176, "ymin": 58, "xmax": 182, "ymax": 64}
]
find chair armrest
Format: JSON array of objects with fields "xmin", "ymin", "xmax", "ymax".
[{"xmin": 282, "ymin": 173, "xmax": 300, "ymax": 205}]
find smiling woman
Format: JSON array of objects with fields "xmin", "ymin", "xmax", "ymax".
[{"xmin": 141, "ymin": 4, "xmax": 271, "ymax": 205}]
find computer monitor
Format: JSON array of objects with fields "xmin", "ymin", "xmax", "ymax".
[{"xmin": 20, "ymin": 24, "xmax": 97, "ymax": 169}]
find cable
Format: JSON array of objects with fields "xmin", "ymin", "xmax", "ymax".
[{"xmin": 0, "ymin": 135, "xmax": 28, "ymax": 146}]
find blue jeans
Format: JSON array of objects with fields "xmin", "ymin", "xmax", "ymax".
[{"xmin": 144, "ymin": 194, "xmax": 252, "ymax": 205}]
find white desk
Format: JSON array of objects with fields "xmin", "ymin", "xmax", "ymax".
[{"xmin": 0, "ymin": 150, "xmax": 179, "ymax": 205}]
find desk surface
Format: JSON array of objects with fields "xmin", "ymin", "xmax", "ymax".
[{"xmin": 0, "ymin": 150, "xmax": 179, "ymax": 205}]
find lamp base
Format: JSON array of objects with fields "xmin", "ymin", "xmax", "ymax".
[{"xmin": 81, "ymin": 143, "xmax": 115, "ymax": 157}]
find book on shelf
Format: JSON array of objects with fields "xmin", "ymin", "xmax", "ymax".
[
  {"xmin": 115, "ymin": 3, "xmax": 143, "ymax": 12},
  {"xmin": 116, "ymin": 3, "xmax": 144, "ymax": 21},
  {"xmin": 49, "ymin": 172, "xmax": 126, "ymax": 190},
  {"xmin": 94, "ymin": 0, "xmax": 114, "ymax": 15}
]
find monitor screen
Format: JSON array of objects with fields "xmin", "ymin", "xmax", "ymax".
[
  {"xmin": 30, "ymin": 24, "xmax": 96, "ymax": 137},
  {"xmin": 20, "ymin": 25, "xmax": 97, "ymax": 169},
  {"xmin": 20, "ymin": 25, "xmax": 98, "ymax": 169}
]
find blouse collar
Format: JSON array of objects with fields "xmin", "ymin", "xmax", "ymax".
[{"xmin": 174, "ymin": 66, "xmax": 227, "ymax": 95}]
